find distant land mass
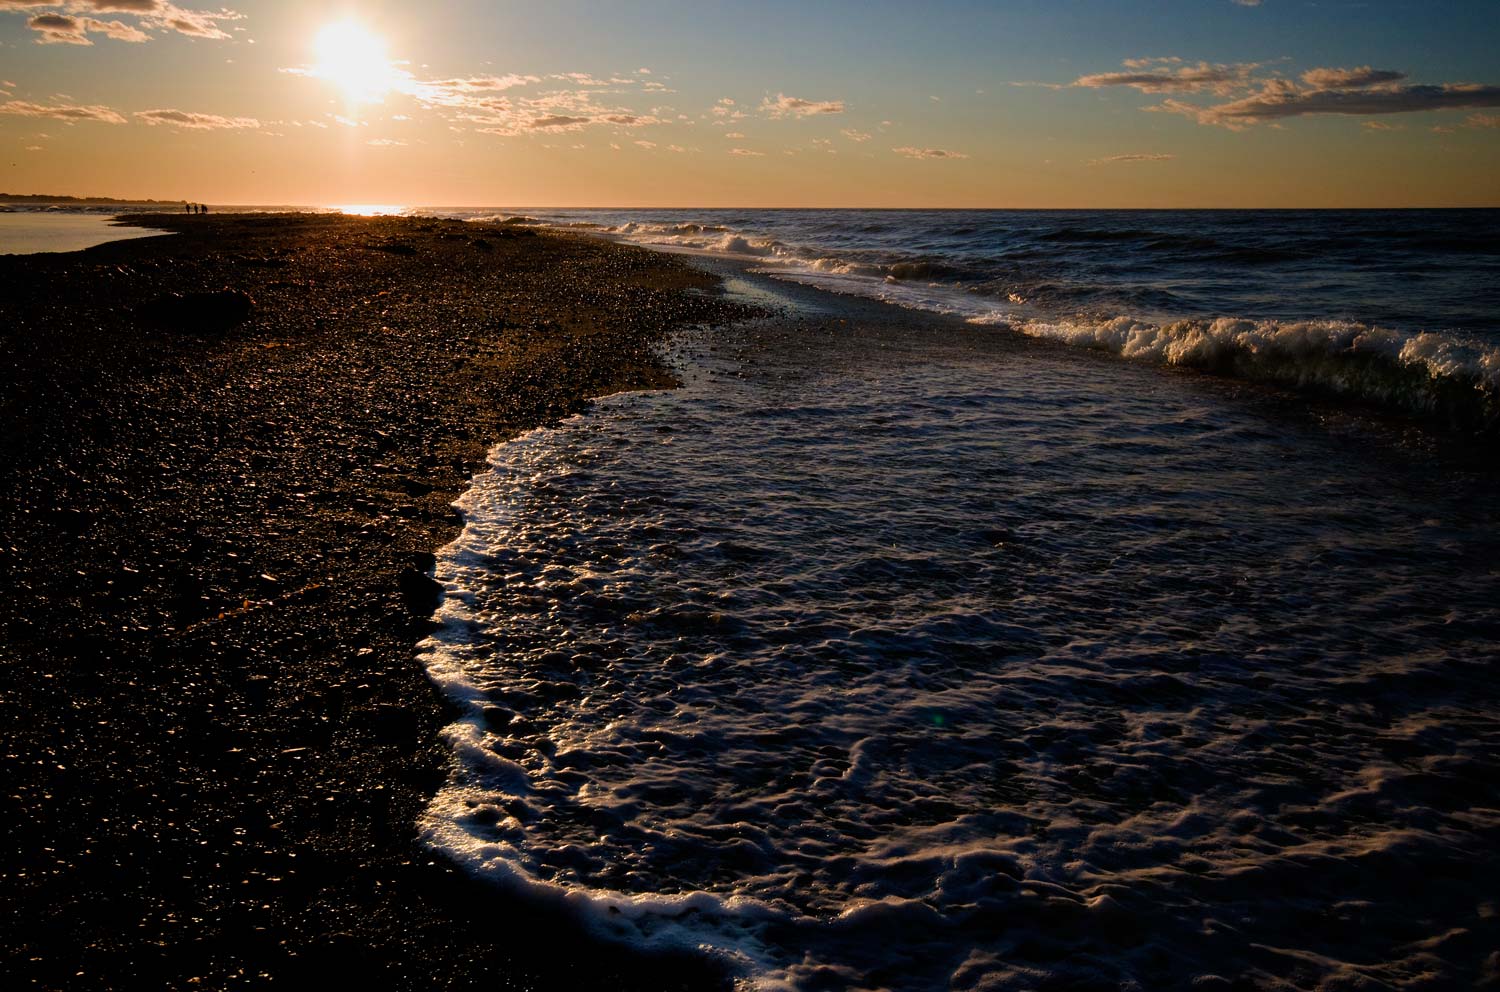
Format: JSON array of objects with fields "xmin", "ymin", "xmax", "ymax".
[{"xmin": 0, "ymin": 193, "xmax": 181, "ymax": 205}]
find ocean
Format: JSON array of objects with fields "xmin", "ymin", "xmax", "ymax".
[
  {"xmin": 15, "ymin": 204, "xmax": 1500, "ymax": 987},
  {"xmin": 411, "ymin": 211, "xmax": 1500, "ymax": 989},
  {"xmin": 0, "ymin": 208, "xmax": 174, "ymax": 255}
]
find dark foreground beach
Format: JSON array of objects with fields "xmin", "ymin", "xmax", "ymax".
[{"xmin": 0, "ymin": 214, "xmax": 751, "ymax": 990}]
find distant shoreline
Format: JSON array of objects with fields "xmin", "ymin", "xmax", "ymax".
[{"xmin": 0, "ymin": 193, "xmax": 183, "ymax": 206}]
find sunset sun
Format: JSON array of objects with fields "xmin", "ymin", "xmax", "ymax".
[{"xmin": 312, "ymin": 20, "xmax": 397, "ymax": 103}]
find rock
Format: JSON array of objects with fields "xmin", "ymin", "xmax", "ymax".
[
  {"xmin": 136, "ymin": 289, "xmax": 254, "ymax": 333},
  {"xmin": 367, "ymin": 702, "xmax": 418, "ymax": 743},
  {"xmin": 397, "ymin": 566, "xmax": 442, "ymax": 615}
]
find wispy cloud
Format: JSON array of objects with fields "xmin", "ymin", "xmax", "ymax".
[
  {"xmin": 527, "ymin": 114, "xmax": 590, "ymax": 130},
  {"xmin": 6, "ymin": 2, "xmax": 240, "ymax": 42},
  {"xmin": 1074, "ymin": 60, "xmax": 1259, "ymax": 96},
  {"xmin": 135, "ymin": 107, "xmax": 259, "ymax": 129},
  {"xmin": 1158, "ymin": 79, "xmax": 1500, "ymax": 127},
  {"xmin": 0, "ymin": 98, "xmax": 125, "ymax": 123},
  {"xmin": 283, "ymin": 61, "xmax": 670, "ymax": 139},
  {"xmin": 840, "ymin": 127, "xmax": 871, "ymax": 142},
  {"xmin": 1088, "ymin": 152, "xmax": 1175, "ymax": 165},
  {"xmin": 893, "ymin": 146, "xmax": 968, "ymax": 160},
  {"xmin": 1301, "ymin": 66, "xmax": 1407, "ymax": 90},
  {"xmin": 1072, "ymin": 54, "xmax": 1500, "ymax": 130},
  {"xmin": 761, "ymin": 93, "xmax": 845, "ymax": 117},
  {"xmin": 728, "ymin": 147, "xmax": 763, "ymax": 156},
  {"xmin": 413, "ymin": 75, "xmax": 539, "ymax": 105},
  {"xmin": 27, "ymin": 12, "xmax": 148, "ymax": 44}
]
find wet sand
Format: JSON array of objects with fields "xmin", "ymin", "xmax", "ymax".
[{"xmin": 0, "ymin": 214, "xmax": 753, "ymax": 990}]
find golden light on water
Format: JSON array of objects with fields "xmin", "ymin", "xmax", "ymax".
[
  {"xmin": 332, "ymin": 204, "xmax": 407, "ymax": 216},
  {"xmin": 312, "ymin": 20, "xmax": 399, "ymax": 103}
]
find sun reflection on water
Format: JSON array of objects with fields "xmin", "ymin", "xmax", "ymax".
[{"xmin": 331, "ymin": 204, "xmax": 407, "ymax": 216}]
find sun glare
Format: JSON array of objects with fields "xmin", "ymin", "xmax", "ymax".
[
  {"xmin": 313, "ymin": 20, "xmax": 398, "ymax": 103},
  {"xmin": 333, "ymin": 204, "xmax": 407, "ymax": 216}
]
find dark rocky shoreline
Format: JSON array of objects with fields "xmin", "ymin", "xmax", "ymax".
[{"xmin": 0, "ymin": 214, "xmax": 754, "ymax": 990}]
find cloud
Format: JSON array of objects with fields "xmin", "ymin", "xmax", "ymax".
[
  {"xmin": 1465, "ymin": 112, "xmax": 1500, "ymax": 129},
  {"xmin": 893, "ymin": 146, "xmax": 968, "ymax": 160},
  {"xmin": 81, "ymin": 1, "xmax": 164, "ymax": 10},
  {"xmin": 1361, "ymin": 121, "xmax": 1403, "ymax": 132},
  {"xmin": 761, "ymin": 92, "xmax": 845, "ymax": 117},
  {"xmin": 311, "ymin": 67, "xmax": 663, "ymax": 138},
  {"xmin": 417, "ymin": 75, "xmax": 538, "ymax": 103},
  {"xmin": 1088, "ymin": 152, "xmax": 1175, "ymax": 165},
  {"xmin": 1158, "ymin": 79, "xmax": 1500, "ymax": 127},
  {"xmin": 633, "ymin": 139, "xmax": 655, "ymax": 149},
  {"xmin": 723, "ymin": 131, "xmax": 744, "ymax": 138},
  {"xmin": 134, "ymin": 107, "xmax": 259, "ymax": 128},
  {"xmin": 1232, "ymin": 0, "xmax": 1261, "ymax": 6},
  {"xmin": 27, "ymin": 12, "xmax": 90, "ymax": 43},
  {"xmin": 527, "ymin": 114, "xmax": 590, "ymax": 130},
  {"xmin": 366, "ymin": 137, "xmax": 406, "ymax": 146},
  {"xmin": 1074, "ymin": 60, "xmax": 1259, "ymax": 96},
  {"xmin": 0, "ymin": 98, "xmax": 125, "ymax": 123},
  {"xmin": 7, "ymin": 2, "xmax": 238, "ymax": 41},
  {"xmin": 25, "ymin": 12, "xmax": 148, "ymax": 44},
  {"xmin": 1300, "ymin": 66, "xmax": 1407, "ymax": 90},
  {"xmin": 840, "ymin": 127, "xmax": 871, "ymax": 142},
  {"xmin": 159, "ymin": 8, "xmax": 236, "ymax": 39},
  {"xmin": 728, "ymin": 147, "xmax": 763, "ymax": 156},
  {"xmin": 550, "ymin": 72, "xmax": 615, "ymax": 87}
]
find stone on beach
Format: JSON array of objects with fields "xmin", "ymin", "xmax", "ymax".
[{"xmin": 136, "ymin": 288, "xmax": 255, "ymax": 333}]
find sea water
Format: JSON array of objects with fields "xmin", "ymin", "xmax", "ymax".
[
  {"xmin": 0, "ymin": 209, "xmax": 172, "ymax": 255},
  {"xmin": 418, "ymin": 271, "xmax": 1500, "ymax": 989},
  {"xmin": 438, "ymin": 208, "xmax": 1500, "ymax": 432}
]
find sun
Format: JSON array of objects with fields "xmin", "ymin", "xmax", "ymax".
[{"xmin": 313, "ymin": 20, "xmax": 398, "ymax": 103}]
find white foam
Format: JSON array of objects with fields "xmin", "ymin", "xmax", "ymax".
[{"xmin": 415, "ymin": 334, "xmax": 1500, "ymax": 989}]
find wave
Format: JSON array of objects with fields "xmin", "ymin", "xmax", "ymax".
[
  {"xmin": 453, "ymin": 209, "xmax": 1499, "ymax": 433},
  {"xmin": 974, "ymin": 313, "xmax": 1500, "ymax": 434}
]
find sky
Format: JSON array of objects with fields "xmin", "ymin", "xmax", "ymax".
[{"xmin": 0, "ymin": 0, "xmax": 1497, "ymax": 207}]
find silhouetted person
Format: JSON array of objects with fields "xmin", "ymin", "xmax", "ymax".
[
  {"xmin": 201, "ymin": 204, "xmax": 209, "ymax": 215},
  {"xmin": 183, "ymin": 202, "xmax": 191, "ymax": 214}
]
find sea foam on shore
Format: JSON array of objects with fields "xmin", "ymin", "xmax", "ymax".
[{"xmin": 419, "ymin": 306, "xmax": 1500, "ymax": 990}]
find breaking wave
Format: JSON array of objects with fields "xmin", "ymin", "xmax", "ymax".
[
  {"xmin": 977, "ymin": 313, "xmax": 1500, "ymax": 434},
  {"xmin": 439, "ymin": 206, "xmax": 1500, "ymax": 435}
]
